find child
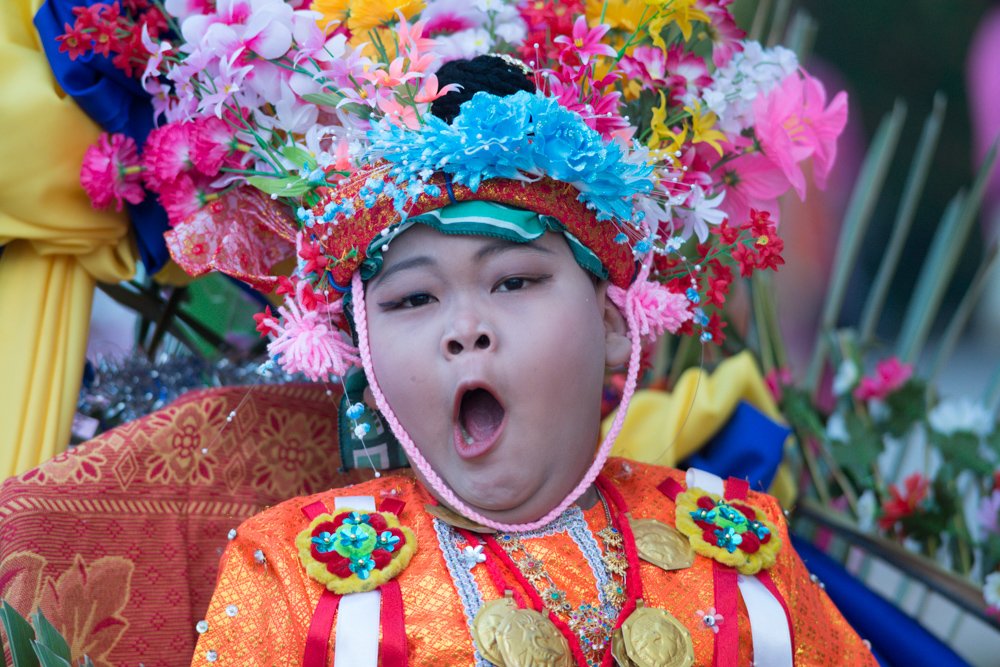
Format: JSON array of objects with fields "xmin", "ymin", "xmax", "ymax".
[{"xmin": 192, "ymin": 56, "xmax": 875, "ymax": 666}]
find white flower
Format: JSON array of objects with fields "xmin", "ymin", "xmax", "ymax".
[
  {"xmin": 461, "ymin": 544, "xmax": 487, "ymax": 569},
  {"xmin": 984, "ymin": 572, "xmax": 1000, "ymax": 607},
  {"xmin": 867, "ymin": 398, "xmax": 890, "ymax": 423},
  {"xmin": 700, "ymin": 43, "xmax": 798, "ymax": 134},
  {"xmin": 832, "ymin": 360, "xmax": 859, "ymax": 397},
  {"xmin": 435, "ymin": 28, "xmax": 493, "ymax": 62},
  {"xmin": 856, "ymin": 490, "xmax": 877, "ymax": 532},
  {"xmin": 826, "ymin": 412, "xmax": 848, "ymax": 443},
  {"xmin": 928, "ymin": 398, "xmax": 994, "ymax": 437},
  {"xmin": 677, "ymin": 186, "xmax": 726, "ymax": 242}
]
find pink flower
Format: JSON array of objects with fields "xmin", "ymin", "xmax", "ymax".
[
  {"xmin": 696, "ymin": 607, "xmax": 724, "ymax": 634},
  {"xmin": 378, "ymin": 96, "xmax": 420, "ymax": 130},
  {"xmin": 717, "ymin": 147, "xmax": 787, "ymax": 225},
  {"xmin": 413, "ymin": 73, "xmax": 460, "ymax": 104},
  {"xmin": 608, "ymin": 264, "xmax": 694, "ymax": 341},
  {"xmin": 142, "ymin": 122, "xmax": 196, "ymax": 192},
  {"xmin": 854, "ymin": 357, "xmax": 913, "ymax": 401},
  {"xmin": 752, "ymin": 71, "xmax": 848, "ymax": 199},
  {"xmin": 764, "ymin": 367, "xmax": 793, "ymax": 403},
  {"xmin": 158, "ymin": 172, "xmax": 217, "ymax": 224},
  {"xmin": 268, "ymin": 286, "xmax": 360, "ymax": 380},
  {"xmin": 80, "ymin": 133, "xmax": 146, "ymax": 211},
  {"xmin": 191, "ymin": 116, "xmax": 239, "ymax": 175},
  {"xmin": 553, "ymin": 16, "xmax": 617, "ymax": 65}
]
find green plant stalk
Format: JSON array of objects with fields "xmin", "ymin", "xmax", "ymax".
[
  {"xmin": 928, "ymin": 242, "xmax": 999, "ymax": 389},
  {"xmin": 668, "ymin": 334, "xmax": 696, "ymax": 389},
  {"xmin": 985, "ymin": 364, "xmax": 1000, "ymax": 413},
  {"xmin": 751, "ymin": 274, "xmax": 775, "ymax": 374},
  {"xmin": 859, "ymin": 93, "xmax": 946, "ymax": 345},
  {"xmin": 766, "ymin": 0, "xmax": 792, "ymax": 47},
  {"xmin": 806, "ymin": 101, "xmax": 908, "ymax": 392},
  {"xmin": 748, "ymin": 0, "xmax": 773, "ymax": 43},
  {"xmin": 897, "ymin": 139, "xmax": 998, "ymax": 363},
  {"xmin": 784, "ymin": 10, "xmax": 817, "ymax": 62}
]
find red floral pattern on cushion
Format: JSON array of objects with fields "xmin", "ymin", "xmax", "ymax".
[{"xmin": 0, "ymin": 384, "xmax": 369, "ymax": 667}]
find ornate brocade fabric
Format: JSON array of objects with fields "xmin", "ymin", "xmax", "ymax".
[{"xmin": 193, "ymin": 459, "xmax": 878, "ymax": 666}]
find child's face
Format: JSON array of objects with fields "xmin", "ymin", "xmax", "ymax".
[{"xmin": 366, "ymin": 225, "xmax": 628, "ymax": 523}]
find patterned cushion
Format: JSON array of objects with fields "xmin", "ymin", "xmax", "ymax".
[{"xmin": 0, "ymin": 384, "xmax": 370, "ymax": 667}]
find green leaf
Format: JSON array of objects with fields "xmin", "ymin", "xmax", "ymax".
[
  {"xmin": 30, "ymin": 611, "xmax": 70, "ymax": 664},
  {"xmin": 932, "ymin": 432, "xmax": 994, "ymax": 476},
  {"xmin": 281, "ymin": 145, "xmax": 315, "ymax": 170},
  {"xmin": 883, "ymin": 380, "xmax": 926, "ymax": 437},
  {"xmin": 0, "ymin": 601, "xmax": 39, "ymax": 667},
  {"xmin": 28, "ymin": 643, "xmax": 71, "ymax": 667},
  {"xmin": 302, "ymin": 92, "xmax": 345, "ymax": 107},
  {"xmin": 830, "ymin": 412, "xmax": 882, "ymax": 485},
  {"xmin": 245, "ymin": 175, "xmax": 314, "ymax": 198}
]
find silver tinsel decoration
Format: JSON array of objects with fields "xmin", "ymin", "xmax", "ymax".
[{"xmin": 74, "ymin": 354, "xmax": 295, "ymax": 442}]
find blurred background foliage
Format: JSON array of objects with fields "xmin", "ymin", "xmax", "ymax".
[{"xmin": 796, "ymin": 0, "xmax": 994, "ymax": 333}]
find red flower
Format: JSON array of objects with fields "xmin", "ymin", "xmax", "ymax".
[
  {"xmin": 855, "ymin": 357, "xmax": 913, "ymax": 401},
  {"xmin": 90, "ymin": 17, "xmax": 120, "ymax": 57},
  {"xmin": 879, "ymin": 473, "xmax": 930, "ymax": 533},
  {"xmin": 79, "ymin": 132, "xmax": 146, "ymax": 211},
  {"xmin": 254, "ymin": 306, "xmax": 278, "ymax": 338},
  {"xmin": 55, "ymin": 22, "xmax": 92, "ymax": 59},
  {"xmin": 706, "ymin": 312, "xmax": 727, "ymax": 346},
  {"xmin": 731, "ymin": 242, "xmax": 755, "ymax": 278},
  {"xmin": 111, "ymin": 30, "xmax": 146, "ymax": 78},
  {"xmin": 299, "ymin": 242, "xmax": 331, "ymax": 276}
]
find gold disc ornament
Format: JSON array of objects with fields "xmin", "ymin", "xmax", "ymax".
[
  {"xmin": 629, "ymin": 518, "xmax": 695, "ymax": 572},
  {"xmin": 473, "ymin": 595, "xmax": 518, "ymax": 666},
  {"xmin": 611, "ymin": 627, "xmax": 638, "ymax": 667},
  {"xmin": 620, "ymin": 601, "xmax": 694, "ymax": 667},
  {"xmin": 496, "ymin": 607, "xmax": 573, "ymax": 667}
]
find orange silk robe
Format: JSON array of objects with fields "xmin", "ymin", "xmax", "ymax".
[{"xmin": 192, "ymin": 459, "xmax": 877, "ymax": 666}]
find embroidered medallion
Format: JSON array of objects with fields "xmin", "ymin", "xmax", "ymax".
[
  {"xmin": 619, "ymin": 602, "xmax": 694, "ymax": 667},
  {"xmin": 674, "ymin": 487, "xmax": 780, "ymax": 575},
  {"xmin": 296, "ymin": 508, "xmax": 416, "ymax": 594},
  {"xmin": 629, "ymin": 518, "xmax": 694, "ymax": 572}
]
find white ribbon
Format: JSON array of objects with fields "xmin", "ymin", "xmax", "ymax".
[
  {"xmin": 685, "ymin": 468, "xmax": 793, "ymax": 666},
  {"xmin": 333, "ymin": 495, "xmax": 380, "ymax": 667}
]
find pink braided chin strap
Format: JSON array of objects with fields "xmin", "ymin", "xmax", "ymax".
[{"xmin": 352, "ymin": 271, "xmax": 643, "ymax": 532}]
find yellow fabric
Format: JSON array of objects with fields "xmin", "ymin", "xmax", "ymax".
[
  {"xmin": 605, "ymin": 351, "xmax": 797, "ymax": 506},
  {"xmin": 0, "ymin": 0, "xmax": 136, "ymax": 478}
]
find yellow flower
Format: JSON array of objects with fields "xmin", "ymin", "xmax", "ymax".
[
  {"xmin": 684, "ymin": 102, "xmax": 726, "ymax": 156},
  {"xmin": 312, "ymin": 0, "xmax": 350, "ymax": 33},
  {"xmin": 648, "ymin": 91, "xmax": 688, "ymax": 162},
  {"xmin": 347, "ymin": 0, "xmax": 424, "ymax": 36},
  {"xmin": 586, "ymin": 0, "xmax": 649, "ymax": 33},
  {"xmin": 644, "ymin": 0, "xmax": 709, "ymax": 45}
]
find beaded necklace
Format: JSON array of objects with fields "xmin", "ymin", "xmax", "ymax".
[{"xmin": 480, "ymin": 475, "xmax": 645, "ymax": 667}]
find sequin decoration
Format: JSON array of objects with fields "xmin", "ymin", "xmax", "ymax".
[
  {"xmin": 295, "ymin": 507, "xmax": 417, "ymax": 594},
  {"xmin": 674, "ymin": 487, "xmax": 781, "ymax": 575}
]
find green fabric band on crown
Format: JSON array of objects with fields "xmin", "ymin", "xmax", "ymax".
[{"xmin": 360, "ymin": 201, "xmax": 609, "ymax": 281}]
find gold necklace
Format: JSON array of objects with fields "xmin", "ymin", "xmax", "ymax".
[{"xmin": 494, "ymin": 492, "xmax": 627, "ymax": 665}]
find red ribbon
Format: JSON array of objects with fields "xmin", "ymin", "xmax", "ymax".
[
  {"xmin": 379, "ymin": 579, "xmax": 409, "ymax": 667},
  {"xmin": 302, "ymin": 590, "xmax": 342, "ymax": 667},
  {"xmin": 711, "ymin": 563, "xmax": 740, "ymax": 667}
]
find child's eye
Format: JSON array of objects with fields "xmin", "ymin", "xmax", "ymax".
[
  {"xmin": 494, "ymin": 275, "xmax": 550, "ymax": 293},
  {"xmin": 495, "ymin": 277, "xmax": 528, "ymax": 292},
  {"xmin": 380, "ymin": 292, "xmax": 436, "ymax": 309}
]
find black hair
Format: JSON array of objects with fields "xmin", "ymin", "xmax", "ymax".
[{"xmin": 430, "ymin": 55, "xmax": 536, "ymax": 124}]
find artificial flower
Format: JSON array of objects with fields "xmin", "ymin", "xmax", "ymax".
[
  {"xmin": 983, "ymin": 571, "xmax": 1000, "ymax": 608},
  {"xmin": 928, "ymin": 398, "xmax": 994, "ymax": 438},
  {"xmin": 878, "ymin": 473, "xmax": 930, "ymax": 533},
  {"xmin": 854, "ymin": 357, "xmax": 913, "ymax": 401},
  {"xmin": 978, "ymin": 490, "xmax": 1000, "ymax": 537},
  {"xmin": 80, "ymin": 133, "xmax": 146, "ymax": 211},
  {"xmin": 553, "ymin": 15, "xmax": 617, "ymax": 65}
]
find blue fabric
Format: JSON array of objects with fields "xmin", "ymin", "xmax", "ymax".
[
  {"xmin": 686, "ymin": 401, "xmax": 789, "ymax": 490},
  {"xmin": 792, "ymin": 536, "xmax": 969, "ymax": 667},
  {"xmin": 33, "ymin": 0, "xmax": 171, "ymax": 273}
]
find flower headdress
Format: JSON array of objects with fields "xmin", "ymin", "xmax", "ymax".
[{"xmin": 66, "ymin": 0, "xmax": 847, "ymax": 529}]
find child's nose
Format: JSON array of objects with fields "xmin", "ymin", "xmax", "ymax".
[{"xmin": 442, "ymin": 315, "xmax": 494, "ymax": 358}]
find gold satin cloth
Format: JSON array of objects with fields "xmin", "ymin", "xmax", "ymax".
[
  {"xmin": 0, "ymin": 0, "xmax": 136, "ymax": 478},
  {"xmin": 194, "ymin": 460, "xmax": 875, "ymax": 666}
]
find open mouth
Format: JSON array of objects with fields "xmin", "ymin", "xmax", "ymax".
[{"xmin": 453, "ymin": 387, "xmax": 506, "ymax": 458}]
